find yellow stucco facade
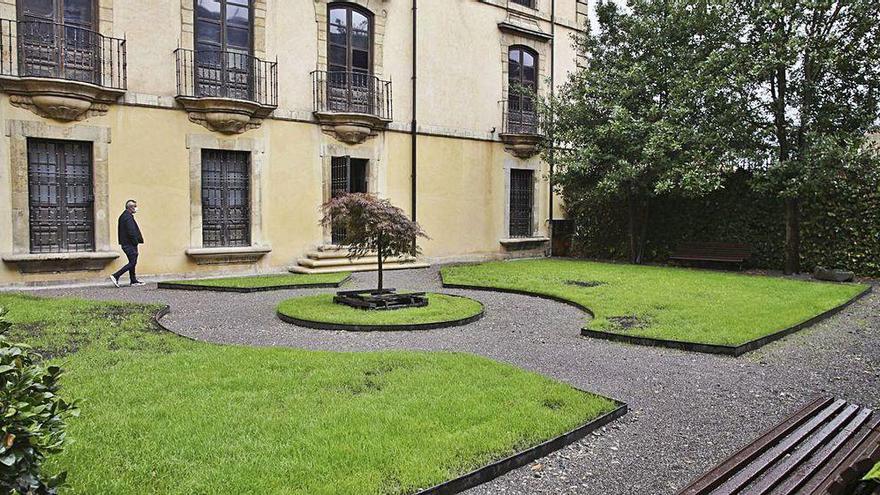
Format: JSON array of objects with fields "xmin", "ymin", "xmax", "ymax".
[{"xmin": 0, "ymin": 0, "xmax": 584, "ymax": 285}]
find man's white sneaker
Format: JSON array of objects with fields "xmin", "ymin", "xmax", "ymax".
[
  {"xmin": 109, "ymin": 275, "xmax": 120, "ymax": 288},
  {"xmin": 130, "ymin": 281, "xmax": 146, "ymax": 287}
]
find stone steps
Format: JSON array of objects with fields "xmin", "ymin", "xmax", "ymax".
[{"xmin": 289, "ymin": 246, "xmax": 430, "ymax": 275}]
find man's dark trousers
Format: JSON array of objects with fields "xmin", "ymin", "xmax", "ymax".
[{"xmin": 113, "ymin": 245, "xmax": 139, "ymax": 282}]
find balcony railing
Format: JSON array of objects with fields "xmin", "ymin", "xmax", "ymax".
[
  {"xmin": 312, "ymin": 70, "xmax": 392, "ymax": 120},
  {"xmin": 0, "ymin": 18, "xmax": 126, "ymax": 89},
  {"xmin": 503, "ymin": 100, "xmax": 541, "ymax": 135},
  {"xmin": 175, "ymin": 48, "xmax": 277, "ymax": 107}
]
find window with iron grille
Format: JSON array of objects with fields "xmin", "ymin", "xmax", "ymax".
[
  {"xmin": 27, "ymin": 138, "xmax": 95, "ymax": 253},
  {"xmin": 509, "ymin": 169, "xmax": 534, "ymax": 238},
  {"xmin": 330, "ymin": 156, "xmax": 368, "ymax": 245},
  {"xmin": 201, "ymin": 149, "xmax": 250, "ymax": 247}
]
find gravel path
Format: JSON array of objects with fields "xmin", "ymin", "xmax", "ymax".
[{"xmin": 21, "ymin": 267, "xmax": 880, "ymax": 495}]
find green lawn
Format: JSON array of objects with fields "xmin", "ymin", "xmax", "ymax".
[
  {"xmin": 440, "ymin": 259, "xmax": 868, "ymax": 346},
  {"xmin": 0, "ymin": 293, "xmax": 616, "ymax": 495},
  {"xmin": 162, "ymin": 272, "xmax": 350, "ymax": 289},
  {"xmin": 277, "ymin": 293, "xmax": 483, "ymax": 327}
]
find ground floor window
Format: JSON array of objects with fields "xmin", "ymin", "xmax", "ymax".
[
  {"xmin": 27, "ymin": 138, "xmax": 95, "ymax": 253},
  {"xmin": 201, "ymin": 149, "xmax": 251, "ymax": 248},
  {"xmin": 330, "ymin": 156, "xmax": 368, "ymax": 244},
  {"xmin": 509, "ymin": 168, "xmax": 534, "ymax": 238}
]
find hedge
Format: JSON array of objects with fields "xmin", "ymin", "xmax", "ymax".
[{"xmin": 568, "ymin": 169, "xmax": 880, "ymax": 277}]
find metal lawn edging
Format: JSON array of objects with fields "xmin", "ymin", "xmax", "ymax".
[
  {"xmin": 156, "ymin": 274, "xmax": 352, "ymax": 293},
  {"xmin": 276, "ymin": 294, "xmax": 484, "ymax": 332},
  {"xmin": 440, "ymin": 273, "xmax": 872, "ymax": 356},
  {"xmin": 414, "ymin": 400, "xmax": 628, "ymax": 495}
]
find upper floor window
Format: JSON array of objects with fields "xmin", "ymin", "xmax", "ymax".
[
  {"xmin": 509, "ymin": 0, "xmax": 536, "ymax": 8},
  {"xmin": 193, "ymin": 0, "xmax": 253, "ymax": 99},
  {"xmin": 328, "ymin": 4, "xmax": 372, "ymax": 76},
  {"xmin": 195, "ymin": 0, "xmax": 251, "ymax": 55},
  {"xmin": 16, "ymin": 0, "xmax": 100, "ymax": 83},
  {"xmin": 19, "ymin": 0, "xmax": 94, "ymax": 28},
  {"xmin": 507, "ymin": 46, "xmax": 539, "ymax": 134}
]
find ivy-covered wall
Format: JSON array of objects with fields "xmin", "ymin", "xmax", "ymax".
[{"xmin": 570, "ymin": 169, "xmax": 880, "ymax": 277}]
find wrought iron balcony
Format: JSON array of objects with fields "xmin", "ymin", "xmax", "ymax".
[
  {"xmin": 500, "ymin": 100, "xmax": 543, "ymax": 158},
  {"xmin": 0, "ymin": 18, "xmax": 126, "ymax": 88},
  {"xmin": 174, "ymin": 48, "xmax": 277, "ymax": 133},
  {"xmin": 502, "ymin": 100, "xmax": 541, "ymax": 136},
  {"xmin": 175, "ymin": 48, "xmax": 277, "ymax": 106},
  {"xmin": 312, "ymin": 70, "xmax": 392, "ymax": 119},
  {"xmin": 311, "ymin": 70, "xmax": 392, "ymax": 144},
  {"xmin": 0, "ymin": 18, "xmax": 126, "ymax": 120}
]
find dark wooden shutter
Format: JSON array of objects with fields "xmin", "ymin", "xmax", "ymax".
[
  {"xmin": 201, "ymin": 149, "xmax": 250, "ymax": 247},
  {"xmin": 28, "ymin": 139, "xmax": 95, "ymax": 253},
  {"xmin": 509, "ymin": 169, "xmax": 534, "ymax": 238}
]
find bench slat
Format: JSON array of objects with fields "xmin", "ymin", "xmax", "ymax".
[
  {"xmin": 711, "ymin": 400, "xmax": 847, "ymax": 495},
  {"xmin": 801, "ymin": 417, "xmax": 880, "ymax": 494},
  {"xmin": 677, "ymin": 397, "xmax": 834, "ymax": 495},
  {"xmin": 678, "ymin": 398, "xmax": 878, "ymax": 495},
  {"xmin": 776, "ymin": 410, "xmax": 877, "ymax": 495},
  {"xmin": 745, "ymin": 403, "xmax": 861, "ymax": 494}
]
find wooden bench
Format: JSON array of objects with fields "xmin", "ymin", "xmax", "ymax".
[
  {"xmin": 669, "ymin": 242, "xmax": 752, "ymax": 270},
  {"xmin": 679, "ymin": 397, "xmax": 880, "ymax": 495}
]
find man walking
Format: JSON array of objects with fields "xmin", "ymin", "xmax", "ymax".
[{"xmin": 110, "ymin": 199, "xmax": 145, "ymax": 287}]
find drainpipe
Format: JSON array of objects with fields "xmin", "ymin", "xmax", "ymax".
[
  {"xmin": 548, "ymin": 0, "xmax": 556, "ymax": 242},
  {"xmin": 411, "ymin": 0, "xmax": 418, "ymax": 222}
]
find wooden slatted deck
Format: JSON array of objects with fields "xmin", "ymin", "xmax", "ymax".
[{"xmin": 679, "ymin": 397, "xmax": 880, "ymax": 495}]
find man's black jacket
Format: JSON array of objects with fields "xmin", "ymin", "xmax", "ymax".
[{"xmin": 117, "ymin": 210, "xmax": 144, "ymax": 247}]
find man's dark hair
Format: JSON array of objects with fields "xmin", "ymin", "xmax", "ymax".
[{"xmin": 125, "ymin": 199, "xmax": 137, "ymax": 209}]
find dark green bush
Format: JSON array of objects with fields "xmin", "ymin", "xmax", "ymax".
[
  {"xmin": 569, "ymin": 169, "xmax": 880, "ymax": 277},
  {"xmin": 0, "ymin": 307, "xmax": 78, "ymax": 495}
]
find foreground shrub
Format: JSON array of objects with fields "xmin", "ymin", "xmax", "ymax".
[{"xmin": 0, "ymin": 307, "xmax": 78, "ymax": 494}]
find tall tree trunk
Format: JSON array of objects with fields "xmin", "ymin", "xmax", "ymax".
[
  {"xmin": 627, "ymin": 195, "xmax": 648, "ymax": 264},
  {"xmin": 628, "ymin": 198, "xmax": 638, "ymax": 264},
  {"xmin": 377, "ymin": 233, "xmax": 384, "ymax": 291},
  {"xmin": 772, "ymin": 59, "xmax": 801, "ymax": 274},
  {"xmin": 784, "ymin": 197, "xmax": 800, "ymax": 274}
]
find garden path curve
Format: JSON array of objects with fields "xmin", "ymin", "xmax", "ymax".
[{"xmin": 30, "ymin": 267, "xmax": 880, "ymax": 495}]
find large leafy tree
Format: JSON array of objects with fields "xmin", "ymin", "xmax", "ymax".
[
  {"xmin": 321, "ymin": 194, "xmax": 428, "ymax": 291},
  {"xmin": 734, "ymin": 0, "xmax": 880, "ymax": 273},
  {"xmin": 547, "ymin": 0, "xmax": 750, "ymax": 263}
]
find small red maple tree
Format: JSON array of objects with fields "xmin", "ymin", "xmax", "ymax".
[{"xmin": 321, "ymin": 193, "xmax": 428, "ymax": 291}]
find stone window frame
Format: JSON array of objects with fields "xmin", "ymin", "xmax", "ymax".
[
  {"xmin": 500, "ymin": 33, "xmax": 550, "ymax": 123},
  {"xmin": 313, "ymin": 0, "xmax": 387, "ymax": 79},
  {"xmin": 502, "ymin": 158, "xmax": 543, "ymax": 240},
  {"xmin": 0, "ymin": 0, "xmax": 114, "ymax": 35},
  {"xmin": 180, "ymin": 0, "xmax": 268, "ymax": 59},
  {"xmin": 319, "ymin": 141, "xmax": 382, "ymax": 244},
  {"xmin": 185, "ymin": 133, "xmax": 268, "ymax": 253},
  {"xmin": 4, "ymin": 119, "xmax": 114, "ymax": 257}
]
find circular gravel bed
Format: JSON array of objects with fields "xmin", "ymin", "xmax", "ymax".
[{"xmin": 276, "ymin": 292, "xmax": 484, "ymax": 331}]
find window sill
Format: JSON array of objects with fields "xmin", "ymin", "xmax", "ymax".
[
  {"xmin": 185, "ymin": 246, "xmax": 272, "ymax": 265},
  {"xmin": 499, "ymin": 237, "xmax": 549, "ymax": 252},
  {"xmin": 2, "ymin": 251, "xmax": 120, "ymax": 273}
]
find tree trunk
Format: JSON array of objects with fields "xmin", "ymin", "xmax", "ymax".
[
  {"xmin": 627, "ymin": 196, "xmax": 648, "ymax": 264},
  {"xmin": 784, "ymin": 197, "xmax": 800, "ymax": 274},
  {"xmin": 628, "ymin": 199, "xmax": 638, "ymax": 264},
  {"xmin": 376, "ymin": 233, "xmax": 384, "ymax": 291}
]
